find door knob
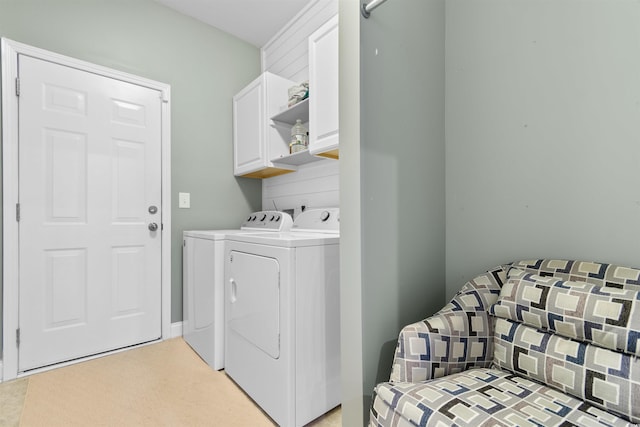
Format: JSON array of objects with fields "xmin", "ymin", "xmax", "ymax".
[{"xmin": 148, "ymin": 222, "xmax": 158, "ymax": 231}]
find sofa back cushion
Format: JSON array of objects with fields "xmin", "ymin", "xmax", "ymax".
[
  {"xmin": 509, "ymin": 259, "xmax": 640, "ymax": 291},
  {"xmin": 491, "ymin": 269, "xmax": 640, "ymax": 357},
  {"xmin": 489, "ymin": 261, "xmax": 640, "ymax": 423}
]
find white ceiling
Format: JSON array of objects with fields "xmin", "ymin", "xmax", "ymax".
[{"xmin": 154, "ymin": 0, "xmax": 313, "ymax": 47}]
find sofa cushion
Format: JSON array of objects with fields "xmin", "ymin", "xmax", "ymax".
[
  {"xmin": 509, "ymin": 260, "xmax": 640, "ymax": 290},
  {"xmin": 370, "ymin": 368, "xmax": 632, "ymax": 427},
  {"xmin": 491, "ymin": 318, "xmax": 640, "ymax": 423},
  {"xmin": 390, "ymin": 266, "xmax": 507, "ymax": 384},
  {"xmin": 490, "ymin": 268, "xmax": 640, "ymax": 357}
]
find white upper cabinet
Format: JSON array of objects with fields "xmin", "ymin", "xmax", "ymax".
[
  {"xmin": 233, "ymin": 72, "xmax": 296, "ymax": 178},
  {"xmin": 308, "ymin": 15, "xmax": 339, "ymax": 159}
]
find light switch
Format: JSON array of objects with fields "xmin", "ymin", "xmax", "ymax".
[{"xmin": 178, "ymin": 192, "xmax": 190, "ymax": 209}]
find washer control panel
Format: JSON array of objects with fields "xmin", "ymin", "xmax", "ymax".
[
  {"xmin": 240, "ymin": 210, "xmax": 293, "ymax": 231},
  {"xmin": 292, "ymin": 208, "xmax": 340, "ymax": 232}
]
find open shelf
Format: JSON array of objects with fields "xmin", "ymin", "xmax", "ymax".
[
  {"xmin": 271, "ymin": 149, "xmax": 325, "ymax": 167},
  {"xmin": 270, "ymin": 98, "xmax": 309, "ymax": 125},
  {"xmin": 239, "ymin": 165, "xmax": 296, "ymax": 179}
]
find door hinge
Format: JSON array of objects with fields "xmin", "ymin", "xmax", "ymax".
[
  {"xmin": 15, "ymin": 77, "xmax": 20, "ymax": 96},
  {"xmin": 16, "ymin": 328, "xmax": 20, "ymax": 347},
  {"xmin": 16, "ymin": 203, "xmax": 20, "ymax": 222}
]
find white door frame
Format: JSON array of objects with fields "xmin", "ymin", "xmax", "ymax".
[{"xmin": 1, "ymin": 38, "xmax": 172, "ymax": 381}]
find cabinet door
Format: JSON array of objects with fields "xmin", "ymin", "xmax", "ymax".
[
  {"xmin": 233, "ymin": 73, "xmax": 297, "ymax": 178},
  {"xmin": 233, "ymin": 76, "xmax": 266, "ymax": 175},
  {"xmin": 309, "ymin": 15, "xmax": 339, "ymax": 159}
]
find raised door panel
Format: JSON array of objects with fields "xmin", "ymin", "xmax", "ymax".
[
  {"xmin": 112, "ymin": 139, "xmax": 146, "ymax": 222},
  {"xmin": 111, "ymin": 246, "xmax": 145, "ymax": 318},
  {"xmin": 44, "ymin": 129, "xmax": 88, "ymax": 223},
  {"xmin": 233, "ymin": 77, "xmax": 266, "ymax": 175},
  {"xmin": 45, "ymin": 249, "xmax": 88, "ymax": 329},
  {"xmin": 309, "ymin": 15, "xmax": 339, "ymax": 158}
]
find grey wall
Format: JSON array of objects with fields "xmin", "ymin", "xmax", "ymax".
[
  {"xmin": 445, "ymin": 0, "xmax": 640, "ymax": 298},
  {"xmin": 338, "ymin": 1, "xmax": 363, "ymax": 424},
  {"xmin": 340, "ymin": 0, "xmax": 446, "ymax": 424},
  {"xmin": 0, "ymin": 0, "xmax": 262, "ymax": 344},
  {"xmin": 344, "ymin": 0, "xmax": 640, "ymax": 424}
]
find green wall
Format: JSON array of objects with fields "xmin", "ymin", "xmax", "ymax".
[
  {"xmin": 340, "ymin": 0, "xmax": 446, "ymax": 424},
  {"xmin": 0, "ymin": 0, "xmax": 262, "ymax": 347},
  {"xmin": 343, "ymin": 1, "xmax": 640, "ymax": 425},
  {"xmin": 338, "ymin": 1, "xmax": 363, "ymax": 424},
  {"xmin": 359, "ymin": 0, "xmax": 446, "ymax": 416},
  {"xmin": 445, "ymin": 0, "xmax": 640, "ymax": 297}
]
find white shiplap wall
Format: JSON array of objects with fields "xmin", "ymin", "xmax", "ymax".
[
  {"xmin": 262, "ymin": 0, "xmax": 338, "ymax": 82},
  {"xmin": 261, "ymin": 0, "xmax": 339, "ymax": 213},
  {"xmin": 263, "ymin": 160, "xmax": 339, "ymax": 215}
]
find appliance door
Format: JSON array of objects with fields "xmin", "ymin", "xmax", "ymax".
[{"xmin": 227, "ymin": 250, "xmax": 280, "ymax": 359}]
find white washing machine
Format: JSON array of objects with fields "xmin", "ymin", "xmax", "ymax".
[
  {"xmin": 224, "ymin": 208, "xmax": 340, "ymax": 427},
  {"xmin": 182, "ymin": 211, "xmax": 292, "ymax": 370}
]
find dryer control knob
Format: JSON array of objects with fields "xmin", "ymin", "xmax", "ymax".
[
  {"xmin": 260, "ymin": 214, "xmax": 267, "ymax": 221},
  {"xmin": 320, "ymin": 211, "xmax": 331, "ymax": 222}
]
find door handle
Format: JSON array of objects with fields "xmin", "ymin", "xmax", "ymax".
[
  {"xmin": 148, "ymin": 222, "xmax": 158, "ymax": 231},
  {"xmin": 230, "ymin": 279, "xmax": 237, "ymax": 303}
]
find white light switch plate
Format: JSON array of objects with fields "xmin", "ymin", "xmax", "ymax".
[{"xmin": 178, "ymin": 192, "xmax": 190, "ymax": 209}]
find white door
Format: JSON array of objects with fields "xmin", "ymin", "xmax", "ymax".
[{"xmin": 18, "ymin": 54, "xmax": 162, "ymax": 372}]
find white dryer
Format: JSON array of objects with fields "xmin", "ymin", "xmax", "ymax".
[
  {"xmin": 182, "ymin": 211, "xmax": 292, "ymax": 370},
  {"xmin": 224, "ymin": 208, "xmax": 340, "ymax": 427}
]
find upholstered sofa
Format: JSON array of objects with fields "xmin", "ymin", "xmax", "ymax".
[{"xmin": 370, "ymin": 259, "xmax": 640, "ymax": 426}]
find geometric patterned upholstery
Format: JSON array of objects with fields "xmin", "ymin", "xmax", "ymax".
[
  {"xmin": 492, "ymin": 318, "xmax": 640, "ymax": 423},
  {"xmin": 490, "ymin": 266, "xmax": 640, "ymax": 422},
  {"xmin": 390, "ymin": 265, "xmax": 507, "ymax": 383},
  {"xmin": 371, "ymin": 260, "xmax": 640, "ymax": 427},
  {"xmin": 371, "ymin": 368, "xmax": 634, "ymax": 427},
  {"xmin": 490, "ymin": 269, "xmax": 640, "ymax": 356},
  {"xmin": 509, "ymin": 260, "xmax": 640, "ymax": 291}
]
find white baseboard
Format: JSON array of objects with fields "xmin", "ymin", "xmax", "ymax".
[
  {"xmin": 0, "ymin": 360, "xmax": 3, "ymax": 383},
  {"xmin": 170, "ymin": 321, "xmax": 183, "ymax": 338}
]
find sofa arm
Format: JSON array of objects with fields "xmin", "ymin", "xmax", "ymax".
[
  {"xmin": 389, "ymin": 307, "xmax": 493, "ymax": 383},
  {"xmin": 389, "ymin": 266, "xmax": 507, "ymax": 383}
]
